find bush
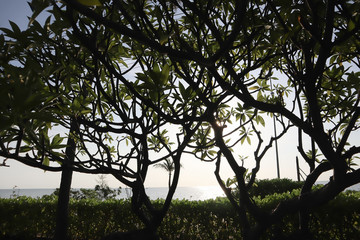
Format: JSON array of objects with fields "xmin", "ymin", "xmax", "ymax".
[
  {"xmin": 249, "ymin": 178, "xmax": 304, "ymax": 198},
  {"xmin": 159, "ymin": 198, "xmax": 241, "ymax": 239},
  {"xmin": 0, "ymin": 197, "xmax": 139, "ymax": 240},
  {"xmin": 49, "ymin": 175, "xmax": 122, "ymax": 201},
  {"xmin": 0, "ymin": 196, "xmax": 56, "ymax": 239},
  {"xmin": 0, "ymin": 190, "xmax": 359, "ymax": 240},
  {"xmin": 253, "ymin": 190, "xmax": 360, "ymax": 240}
]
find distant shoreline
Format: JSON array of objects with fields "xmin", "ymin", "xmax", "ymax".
[
  {"xmin": 1, "ymin": 182, "xmax": 359, "ymax": 200},
  {"xmin": 0, "ymin": 186, "xmax": 226, "ymax": 201}
]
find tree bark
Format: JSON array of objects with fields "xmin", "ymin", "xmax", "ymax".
[
  {"xmin": 54, "ymin": 167, "xmax": 73, "ymax": 240},
  {"xmin": 54, "ymin": 121, "xmax": 77, "ymax": 240}
]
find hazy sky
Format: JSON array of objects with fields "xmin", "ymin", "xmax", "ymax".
[{"xmin": 0, "ymin": 0, "xmax": 347, "ymax": 189}]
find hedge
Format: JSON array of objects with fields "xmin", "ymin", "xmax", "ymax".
[
  {"xmin": 0, "ymin": 191, "xmax": 359, "ymax": 239},
  {"xmin": 248, "ymin": 178, "xmax": 304, "ymax": 198}
]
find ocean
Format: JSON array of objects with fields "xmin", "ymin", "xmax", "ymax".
[
  {"xmin": 0, "ymin": 186, "xmax": 226, "ymax": 201},
  {"xmin": 1, "ymin": 183, "xmax": 359, "ymax": 200}
]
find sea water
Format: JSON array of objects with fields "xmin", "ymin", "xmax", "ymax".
[
  {"xmin": 1, "ymin": 183, "xmax": 359, "ymax": 200},
  {"xmin": 0, "ymin": 186, "xmax": 226, "ymax": 201}
]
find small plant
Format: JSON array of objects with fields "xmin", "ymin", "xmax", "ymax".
[
  {"xmin": 50, "ymin": 175, "xmax": 121, "ymax": 200},
  {"xmin": 10, "ymin": 186, "xmax": 19, "ymax": 199}
]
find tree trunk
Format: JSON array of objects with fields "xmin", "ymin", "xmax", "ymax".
[
  {"xmin": 54, "ymin": 167, "xmax": 73, "ymax": 240},
  {"xmin": 168, "ymin": 172, "xmax": 171, "ymax": 188},
  {"xmin": 54, "ymin": 121, "xmax": 77, "ymax": 240}
]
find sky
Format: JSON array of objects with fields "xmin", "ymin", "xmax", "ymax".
[{"xmin": 0, "ymin": 0, "xmax": 354, "ymax": 189}]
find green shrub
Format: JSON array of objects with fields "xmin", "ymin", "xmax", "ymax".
[
  {"xmin": 159, "ymin": 198, "xmax": 241, "ymax": 240},
  {"xmin": 48, "ymin": 175, "xmax": 122, "ymax": 201},
  {"xmin": 249, "ymin": 178, "xmax": 304, "ymax": 198},
  {"xmin": 253, "ymin": 190, "xmax": 360, "ymax": 240},
  {"xmin": 0, "ymin": 196, "xmax": 56, "ymax": 239},
  {"xmin": 0, "ymin": 190, "xmax": 359, "ymax": 240}
]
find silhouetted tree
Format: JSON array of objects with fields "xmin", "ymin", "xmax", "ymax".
[
  {"xmin": 1, "ymin": 0, "xmax": 360, "ymax": 239},
  {"xmin": 154, "ymin": 158, "xmax": 182, "ymax": 188}
]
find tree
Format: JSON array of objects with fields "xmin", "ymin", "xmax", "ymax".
[
  {"xmin": 1, "ymin": 0, "xmax": 360, "ymax": 239},
  {"xmin": 59, "ymin": 0, "xmax": 360, "ymax": 239},
  {"xmin": 0, "ymin": 8, "xmax": 75, "ymax": 238},
  {"xmin": 154, "ymin": 158, "xmax": 182, "ymax": 188},
  {"xmin": 0, "ymin": 1, "xmax": 200, "ymax": 238}
]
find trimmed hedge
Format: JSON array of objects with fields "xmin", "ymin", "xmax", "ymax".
[
  {"xmin": 0, "ymin": 191, "xmax": 359, "ymax": 239},
  {"xmin": 248, "ymin": 178, "xmax": 304, "ymax": 198}
]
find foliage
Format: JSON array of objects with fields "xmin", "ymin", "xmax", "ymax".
[
  {"xmin": 1, "ymin": 0, "xmax": 360, "ymax": 239},
  {"xmin": 0, "ymin": 191, "xmax": 359, "ymax": 240},
  {"xmin": 1, "ymin": 0, "xmax": 194, "ymax": 234},
  {"xmin": 248, "ymin": 178, "xmax": 304, "ymax": 199},
  {"xmin": 0, "ymin": 196, "xmax": 57, "ymax": 239},
  {"xmin": 50, "ymin": 186, "xmax": 121, "ymax": 201},
  {"xmin": 49, "ymin": 175, "xmax": 121, "ymax": 201}
]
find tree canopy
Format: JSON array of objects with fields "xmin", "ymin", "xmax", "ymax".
[{"xmin": 1, "ymin": 0, "xmax": 360, "ymax": 239}]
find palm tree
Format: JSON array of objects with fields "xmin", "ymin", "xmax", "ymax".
[{"xmin": 154, "ymin": 158, "xmax": 182, "ymax": 188}]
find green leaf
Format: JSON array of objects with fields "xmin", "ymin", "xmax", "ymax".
[
  {"xmin": 19, "ymin": 146, "xmax": 32, "ymax": 153},
  {"xmin": 28, "ymin": 0, "xmax": 51, "ymax": 27},
  {"xmin": 51, "ymin": 134, "xmax": 63, "ymax": 146},
  {"xmin": 159, "ymin": 33, "xmax": 170, "ymax": 45},
  {"xmin": 0, "ymin": 27, "xmax": 13, "ymax": 37},
  {"xmin": 348, "ymin": 20, "xmax": 355, "ymax": 31},
  {"xmin": 81, "ymin": 109, "xmax": 92, "ymax": 114},
  {"xmin": 43, "ymin": 156, "xmax": 50, "ymax": 167},
  {"xmin": 246, "ymin": 136, "xmax": 251, "ymax": 145},
  {"xmin": 76, "ymin": 0, "xmax": 102, "ymax": 6},
  {"xmin": 241, "ymin": 136, "xmax": 246, "ymax": 144},
  {"xmin": 9, "ymin": 21, "xmax": 21, "ymax": 35},
  {"xmin": 208, "ymin": 150, "xmax": 217, "ymax": 156},
  {"xmin": 161, "ymin": 64, "xmax": 170, "ymax": 85},
  {"xmin": 257, "ymin": 115, "xmax": 265, "ymax": 127},
  {"xmin": 72, "ymin": 98, "xmax": 81, "ymax": 110},
  {"xmin": 179, "ymin": 82, "xmax": 186, "ymax": 99}
]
